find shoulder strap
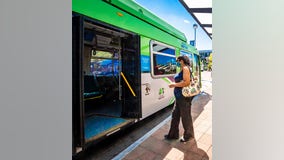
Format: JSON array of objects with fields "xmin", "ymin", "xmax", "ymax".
[{"xmin": 187, "ymin": 66, "xmax": 193, "ymax": 81}]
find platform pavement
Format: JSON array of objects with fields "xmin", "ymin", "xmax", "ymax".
[{"xmin": 122, "ymin": 71, "xmax": 212, "ymax": 160}]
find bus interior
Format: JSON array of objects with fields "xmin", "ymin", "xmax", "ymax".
[{"xmin": 73, "ymin": 17, "xmax": 141, "ymax": 146}]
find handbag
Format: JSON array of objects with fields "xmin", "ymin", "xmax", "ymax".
[{"xmin": 182, "ymin": 70, "xmax": 200, "ymax": 97}]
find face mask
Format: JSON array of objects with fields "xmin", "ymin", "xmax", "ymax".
[{"xmin": 176, "ymin": 62, "xmax": 181, "ymax": 67}]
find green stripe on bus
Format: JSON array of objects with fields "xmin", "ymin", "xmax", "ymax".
[
  {"xmin": 169, "ymin": 97, "xmax": 175, "ymax": 105},
  {"xmin": 162, "ymin": 77, "xmax": 172, "ymax": 84}
]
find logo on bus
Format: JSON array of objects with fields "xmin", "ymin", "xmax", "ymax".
[
  {"xmin": 158, "ymin": 88, "xmax": 165, "ymax": 99},
  {"xmin": 142, "ymin": 83, "xmax": 151, "ymax": 95},
  {"xmin": 181, "ymin": 43, "xmax": 188, "ymax": 49}
]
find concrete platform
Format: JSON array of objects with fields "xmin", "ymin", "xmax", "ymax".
[{"xmin": 119, "ymin": 71, "xmax": 212, "ymax": 160}]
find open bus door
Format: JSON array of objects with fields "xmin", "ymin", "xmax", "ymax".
[
  {"xmin": 72, "ymin": 15, "xmax": 84, "ymax": 154},
  {"xmin": 73, "ymin": 14, "xmax": 142, "ymax": 154},
  {"xmin": 121, "ymin": 35, "xmax": 141, "ymax": 118}
]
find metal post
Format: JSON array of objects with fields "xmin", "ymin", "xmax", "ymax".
[{"xmin": 193, "ymin": 23, "xmax": 198, "ymax": 47}]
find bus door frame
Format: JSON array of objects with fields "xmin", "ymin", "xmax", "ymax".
[
  {"xmin": 72, "ymin": 13, "xmax": 85, "ymax": 154},
  {"xmin": 72, "ymin": 13, "xmax": 143, "ymax": 154}
]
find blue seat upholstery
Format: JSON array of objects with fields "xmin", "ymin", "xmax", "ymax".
[{"xmin": 84, "ymin": 75, "xmax": 104, "ymax": 100}]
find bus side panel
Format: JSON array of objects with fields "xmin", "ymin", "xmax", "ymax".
[
  {"xmin": 141, "ymin": 73, "xmax": 175, "ymax": 119},
  {"xmin": 140, "ymin": 36, "xmax": 175, "ymax": 119}
]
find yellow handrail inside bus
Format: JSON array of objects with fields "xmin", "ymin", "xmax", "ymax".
[{"xmin": 120, "ymin": 72, "xmax": 136, "ymax": 97}]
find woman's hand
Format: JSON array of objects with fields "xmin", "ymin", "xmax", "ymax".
[{"xmin": 169, "ymin": 83, "xmax": 176, "ymax": 88}]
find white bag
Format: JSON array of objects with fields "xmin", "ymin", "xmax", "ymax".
[{"xmin": 182, "ymin": 72, "xmax": 200, "ymax": 97}]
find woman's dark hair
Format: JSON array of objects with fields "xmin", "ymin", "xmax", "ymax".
[{"xmin": 177, "ymin": 55, "xmax": 191, "ymax": 66}]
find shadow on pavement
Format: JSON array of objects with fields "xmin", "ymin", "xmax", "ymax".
[
  {"xmin": 191, "ymin": 91, "xmax": 212, "ymax": 121},
  {"xmin": 124, "ymin": 135, "xmax": 210, "ymax": 160}
]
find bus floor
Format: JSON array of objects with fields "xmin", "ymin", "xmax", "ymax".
[
  {"xmin": 84, "ymin": 100, "xmax": 127, "ymax": 141},
  {"xmin": 84, "ymin": 115, "xmax": 130, "ymax": 140}
]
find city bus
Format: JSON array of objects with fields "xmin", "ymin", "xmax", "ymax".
[{"xmin": 72, "ymin": 0, "xmax": 201, "ymax": 155}]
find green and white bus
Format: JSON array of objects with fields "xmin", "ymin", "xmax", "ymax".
[{"xmin": 72, "ymin": 0, "xmax": 201, "ymax": 154}]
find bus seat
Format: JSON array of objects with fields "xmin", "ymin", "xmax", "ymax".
[{"xmin": 84, "ymin": 75, "xmax": 104, "ymax": 101}]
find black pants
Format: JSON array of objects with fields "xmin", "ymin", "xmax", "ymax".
[{"xmin": 167, "ymin": 96, "xmax": 194, "ymax": 140}]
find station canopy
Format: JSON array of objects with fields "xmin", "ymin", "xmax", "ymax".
[{"xmin": 179, "ymin": 0, "xmax": 212, "ymax": 39}]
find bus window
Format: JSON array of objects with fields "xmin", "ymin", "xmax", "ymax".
[
  {"xmin": 91, "ymin": 50, "xmax": 119, "ymax": 77},
  {"xmin": 150, "ymin": 41, "xmax": 176, "ymax": 78}
]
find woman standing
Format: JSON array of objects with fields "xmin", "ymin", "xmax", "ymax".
[{"xmin": 164, "ymin": 55, "xmax": 195, "ymax": 142}]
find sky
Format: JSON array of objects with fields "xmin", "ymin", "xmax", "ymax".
[{"xmin": 134, "ymin": 0, "xmax": 212, "ymax": 51}]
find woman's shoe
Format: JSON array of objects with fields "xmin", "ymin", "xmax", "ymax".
[
  {"xmin": 164, "ymin": 134, "xmax": 179, "ymax": 140},
  {"xmin": 179, "ymin": 137, "xmax": 190, "ymax": 142},
  {"xmin": 180, "ymin": 136, "xmax": 195, "ymax": 142}
]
